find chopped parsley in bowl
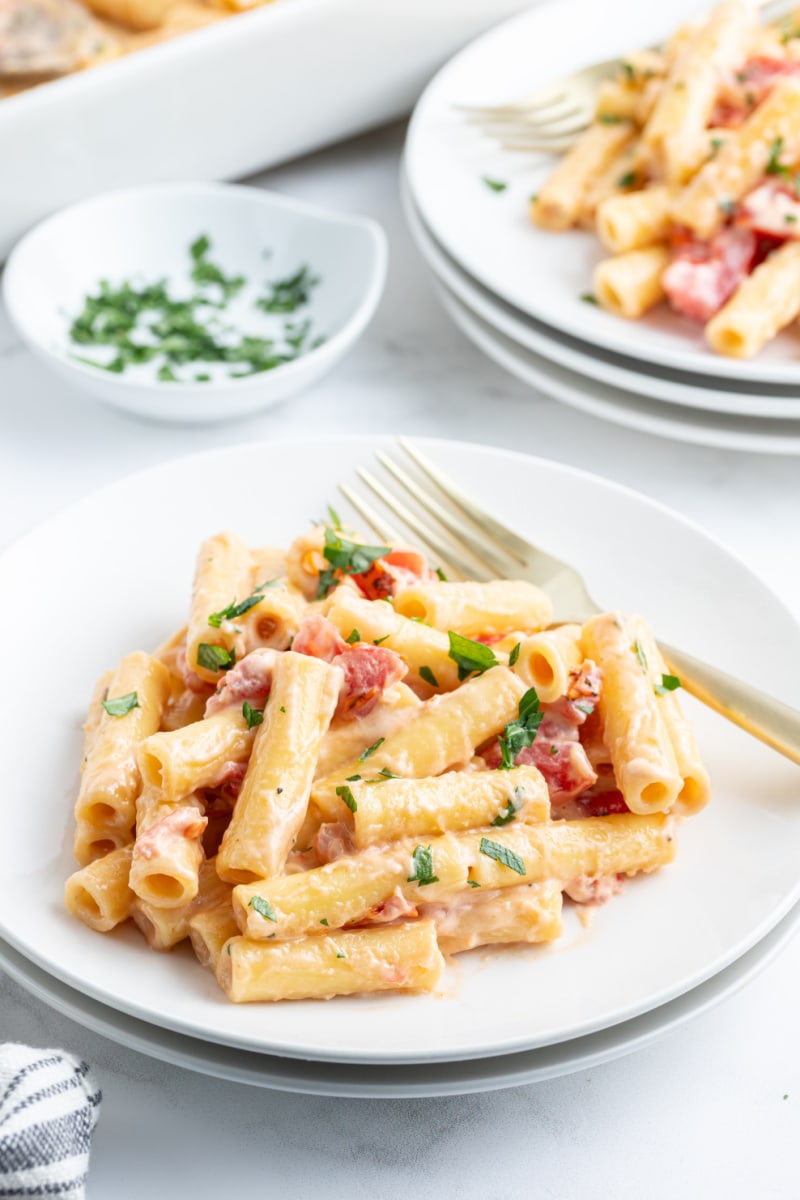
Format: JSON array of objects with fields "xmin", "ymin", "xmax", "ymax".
[
  {"xmin": 69, "ymin": 235, "xmax": 325, "ymax": 384},
  {"xmin": 3, "ymin": 181, "xmax": 387, "ymax": 423}
]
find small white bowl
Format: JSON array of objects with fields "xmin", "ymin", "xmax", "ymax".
[{"xmin": 2, "ymin": 182, "xmax": 387, "ymax": 424}]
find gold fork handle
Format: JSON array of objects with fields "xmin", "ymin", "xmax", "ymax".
[{"xmin": 659, "ymin": 642, "xmax": 800, "ymax": 766}]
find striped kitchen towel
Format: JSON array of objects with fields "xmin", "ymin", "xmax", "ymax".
[{"xmin": 0, "ymin": 1044, "xmax": 101, "ymax": 1198}]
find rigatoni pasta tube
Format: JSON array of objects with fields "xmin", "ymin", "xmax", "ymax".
[
  {"xmin": 234, "ymin": 835, "xmax": 468, "ymax": 939},
  {"xmin": 393, "ymin": 579, "xmax": 552, "ymax": 638},
  {"xmin": 641, "ymin": 0, "xmax": 754, "ymax": 183},
  {"xmin": 311, "ymin": 666, "xmax": 527, "ymax": 820},
  {"xmin": 217, "ymin": 652, "xmax": 340, "ymax": 883},
  {"xmin": 464, "ymin": 814, "xmax": 676, "ymax": 889},
  {"xmin": 629, "ymin": 617, "xmax": 711, "ymax": 816},
  {"xmin": 218, "ymin": 920, "xmax": 444, "ymax": 1003},
  {"xmin": 670, "ymin": 77, "xmax": 800, "ymax": 238},
  {"xmin": 420, "ymin": 882, "xmax": 563, "ymax": 955},
  {"xmin": 531, "ymin": 121, "xmax": 635, "ymax": 231},
  {"xmin": 581, "ymin": 614, "xmax": 682, "ymax": 814},
  {"xmin": 596, "ymin": 185, "xmax": 674, "ymax": 254},
  {"xmin": 593, "ymin": 246, "xmax": 669, "ymax": 319},
  {"xmin": 131, "ymin": 859, "xmax": 231, "ymax": 951},
  {"xmin": 240, "ymin": 581, "xmax": 306, "ymax": 653},
  {"xmin": 138, "ymin": 706, "xmax": 253, "ymax": 803},
  {"xmin": 351, "ymin": 764, "xmax": 550, "ymax": 849},
  {"xmin": 189, "ymin": 901, "xmax": 240, "ymax": 971},
  {"xmin": 64, "ymin": 845, "xmax": 134, "ymax": 933},
  {"xmin": 706, "ymin": 241, "xmax": 800, "ymax": 359},
  {"xmin": 74, "ymin": 652, "xmax": 170, "ymax": 861},
  {"xmin": 187, "ymin": 531, "xmax": 253, "ymax": 683},
  {"xmin": 512, "ymin": 624, "xmax": 583, "ymax": 703},
  {"xmin": 129, "ymin": 793, "xmax": 207, "ymax": 908},
  {"xmin": 325, "ymin": 588, "xmax": 462, "ymax": 692}
]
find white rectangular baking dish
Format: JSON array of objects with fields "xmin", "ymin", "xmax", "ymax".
[{"xmin": 0, "ymin": 0, "xmax": 530, "ymax": 258}]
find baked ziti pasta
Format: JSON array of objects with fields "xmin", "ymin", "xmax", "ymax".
[
  {"xmin": 531, "ymin": 0, "xmax": 800, "ymax": 358},
  {"xmin": 65, "ymin": 514, "xmax": 708, "ymax": 1003},
  {"xmin": 0, "ymin": 0, "xmax": 276, "ymax": 99}
]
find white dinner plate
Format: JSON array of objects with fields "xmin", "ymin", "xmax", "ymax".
[
  {"xmin": 1, "ymin": 437, "xmax": 799, "ymax": 1064},
  {"xmin": 437, "ymin": 285, "xmax": 800, "ymax": 454},
  {"xmin": 401, "ymin": 179, "xmax": 800, "ymax": 420},
  {"xmin": 405, "ymin": 0, "xmax": 800, "ymax": 386},
  {"xmin": 2, "ymin": 905, "xmax": 798, "ymax": 1097}
]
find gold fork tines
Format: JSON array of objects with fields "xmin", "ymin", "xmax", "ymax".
[{"xmin": 337, "ymin": 440, "xmax": 800, "ymax": 767}]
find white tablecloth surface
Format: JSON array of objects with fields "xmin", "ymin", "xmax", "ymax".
[{"xmin": 0, "ymin": 123, "xmax": 797, "ymax": 1198}]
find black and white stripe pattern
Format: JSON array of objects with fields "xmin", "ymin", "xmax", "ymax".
[{"xmin": 0, "ymin": 1045, "xmax": 101, "ymax": 1198}]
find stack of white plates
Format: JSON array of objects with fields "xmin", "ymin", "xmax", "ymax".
[
  {"xmin": 403, "ymin": 0, "xmax": 800, "ymax": 454},
  {"xmin": 2, "ymin": 438, "xmax": 800, "ymax": 1097}
]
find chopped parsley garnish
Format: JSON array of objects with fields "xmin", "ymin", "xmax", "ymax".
[
  {"xmin": 492, "ymin": 786, "xmax": 525, "ymax": 827},
  {"xmin": 766, "ymin": 136, "xmax": 787, "ymax": 176},
  {"xmin": 467, "ymin": 880, "xmax": 481, "ymax": 888},
  {"xmin": 447, "ymin": 631, "xmax": 499, "ymax": 680},
  {"xmin": 435, "ymin": 566, "xmax": 448, "ymax": 581},
  {"xmin": 479, "ymin": 837, "xmax": 526, "ymax": 876},
  {"xmin": 598, "ymin": 113, "xmax": 624, "ymax": 123},
  {"xmin": 419, "ymin": 665, "xmax": 439, "ymax": 687},
  {"xmin": 786, "ymin": 213, "xmax": 798, "ymax": 224},
  {"xmin": 242, "ymin": 701, "xmax": 264, "ymax": 729},
  {"xmin": 102, "ymin": 691, "xmax": 139, "ymax": 717},
  {"xmin": 345, "ymin": 628, "xmax": 361, "ymax": 644},
  {"xmin": 326, "ymin": 503, "xmax": 342, "ymax": 529},
  {"xmin": 407, "ymin": 845, "xmax": 439, "ymax": 887},
  {"xmin": 364, "ymin": 768, "xmax": 399, "ymax": 783},
  {"xmin": 718, "ymin": 198, "xmax": 736, "ymax": 216},
  {"xmin": 654, "ymin": 673, "xmax": 682, "ymax": 695},
  {"xmin": 509, "ymin": 642, "xmax": 521, "ymax": 667},
  {"xmin": 710, "ymin": 136, "xmax": 724, "ymax": 157},
  {"xmin": 617, "ymin": 171, "xmax": 637, "ymax": 189},
  {"xmin": 208, "ymin": 591, "xmax": 264, "ymax": 627},
  {"xmin": 320, "ymin": 918, "xmax": 329, "ymax": 926},
  {"xmin": 373, "ymin": 634, "xmax": 391, "ymax": 645},
  {"xmin": 336, "ymin": 952, "xmax": 346, "ymax": 959},
  {"xmin": 279, "ymin": 705, "xmax": 286, "ymax": 713},
  {"xmin": 345, "ymin": 774, "xmax": 362, "ymax": 782},
  {"xmin": 249, "ymin": 895, "xmax": 277, "ymax": 922},
  {"xmin": 620, "ymin": 60, "xmax": 634, "ymax": 80},
  {"xmin": 580, "ymin": 292, "xmax": 599, "ymax": 304},
  {"xmin": 256, "ymin": 265, "xmax": 320, "ymax": 313},
  {"xmin": 316, "ymin": 527, "xmax": 390, "ymax": 598},
  {"xmin": 358, "ymin": 737, "xmax": 385, "ymax": 762},
  {"xmin": 335, "ymin": 785, "xmax": 358, "ymax": 813},
  {"xmin": 633, "ymin": 640, "xmax": 648, "ymax": 673},
  {"xmin": 189, "ymin": 234, "xmax": 245, "ymax": 301},
  {"xmin": 482, "ymin": 176, "xmax": 508, "ymax": 192},
  {"xmin": 550, "ymin": 744, "xmax": 559, "ymax": 755},
  {"xmin": 197, "ymin": 643, "xmax": 235, "ymax": 672},
  {"xmin": 498, "ymin": 687, "xmax": 543, "ymax": 769}
]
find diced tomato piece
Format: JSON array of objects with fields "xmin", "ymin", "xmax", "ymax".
[
  {"xmin": 581, "ymin": 789, "xmax": 630, "ymax": 817},
  {"xmin": 335, "ymin": 644, "xmax": 406, "ymax": 718},
  {"xmin": 663, "ymin": 226, "xmax": 757, "ymax": 322},
  {"xmin": 352, "ymin": 549, "xmax": 433, "ymax": 600}
]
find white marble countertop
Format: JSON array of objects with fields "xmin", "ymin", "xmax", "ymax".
[{"xmin": 1, "ymin": 122, "xmax": 797, "ymax": 1197}]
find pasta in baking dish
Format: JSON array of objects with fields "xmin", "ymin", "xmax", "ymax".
[
  {"xmin": 0, "ymin": 0, "xmax": 277, "ymax": 99},
  {"xmin": 65, "ymin": 517, "xmax": 709, "ymax": 1004},
  {"xmin": 531, "ymin": 0, "xmax": 800, "ymax": 358}
]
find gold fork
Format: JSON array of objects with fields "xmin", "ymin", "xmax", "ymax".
[{"xmin": 339, "ymin": 439, "xmax": 800, "ymax": 767}]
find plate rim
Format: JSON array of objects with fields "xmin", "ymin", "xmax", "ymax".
[{"xmin": 435, "ymin": 284, "xmax": 800, "ymax": 454}]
